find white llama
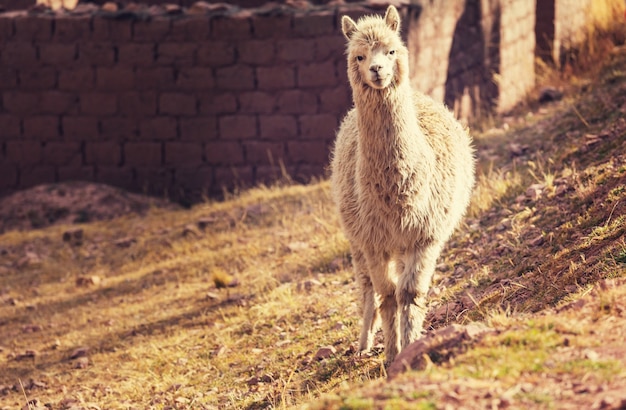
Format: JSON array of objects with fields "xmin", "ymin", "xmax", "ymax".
[{"xmin": 330, "ymin": 5, "xmax": 475, "ymax": 365}]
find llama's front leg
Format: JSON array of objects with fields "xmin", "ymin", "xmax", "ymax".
[
  {"xmin": 365, "ymin": 252, "xmax": 399, "ymax": 365},
  {"xmin": 397, "ymin": 243, "xmax": 443, "ymax": 349},
  {"xmin": 353, "ymin": 249, "xmax": 380, "ymax": 353}
]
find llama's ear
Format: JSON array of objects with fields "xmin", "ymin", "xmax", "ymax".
[
  {"xmin": 384, "ymin": 5, "xmax": 400, "ymax": 33},
  {"xmin": 341, "ymin": 15, "xmax": 358, "ymax": 40}
]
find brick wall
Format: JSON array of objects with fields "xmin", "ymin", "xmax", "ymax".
[{"xmin": 0, "ymin": 1, "xmax": 606, "ymax": 200}]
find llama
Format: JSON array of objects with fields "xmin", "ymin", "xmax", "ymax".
[{"xmin": 330, "ymin": 5, "xmax": 475, "ymax": 365}]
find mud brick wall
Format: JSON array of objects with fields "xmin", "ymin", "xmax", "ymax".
[
  {"xmin": 0, "ymin": 1, "xmax": 609, "ymax": 200},
  {"xmin": 0, "ymin": 6, "xmax": 357, "ymax": 199}
]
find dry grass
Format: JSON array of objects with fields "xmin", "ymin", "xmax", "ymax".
[{"xmin": 2, "ymin": 12, "xmax": 626, "ymax": 410}]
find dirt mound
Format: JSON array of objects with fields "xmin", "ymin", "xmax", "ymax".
[{"xmin": 0, "ymin": 182, "xmax": 179, "ymax": 233}]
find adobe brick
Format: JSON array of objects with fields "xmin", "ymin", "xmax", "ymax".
[
  {"xmin": 0, "ymin": 67, "xmax": 17, "ymax": 89},
  {"xmin": 85, "ymin": 141, "xmax": 121, "ymax": 165},
  {"xmin": 100, "ymin": 118, "xmax": 138, "ymax": 140},
  {"xmin": 177, "ymin": 67, "xmax": 215, "ymax": 90},
  {"xmin": 118, "ymin": 43, "xmax": 156, "ymax": 66},
  {"xmin": 298, "ymin": 61, "xmax": 337, "ymax": 87},
  {"xmin": 38, "ymin": 43, "xmax": 77, "ymax": 66},
  {"xmin": 92, "ymin": 18, "xmax": 132, "ymax": 42},
  {"xmin": 238, "ymin": 91, "xmax": 276, "ymax": 114},
  {"xmin": 80, "ymin": 93, "xmax": 117, "ymax": 116},
  {"xmin": 96, "ymin": 67, "xmax": 134, "ymax": 91},
  {"xmin": 238, "ymin": 40, "xmax": 276, "ymax": 65},
  {"xmin": 165, "ymin": 142, "xmax": 203, "ymax": 166},
  {"xmin": 277, "ymin": 39, "xmax": 314, "ymax": 62},
  {"xmin": 218, "ymin": 115, "xmax": 257, "ymax": 139},
  {"xmin": 336, "ymin": 59, "xmax": 348, "ymax": 85},
  {"xmin": 0, "ymin": 115, "xmax": 21, "ymax": 140},
  {"xmin": 118, "ymin": 92, "xmax": 157, "ymax": 117},
  {"xmin": 259, "ymin": 115, "xmax": 297, "ymax": 140},
  {"xmin": 251, "ymin": 14, "xmax": 291, "ymax": 38},
  {"xmin": 58, "ymin": 68, "xmax": 95, "ymax": 91},
  {"xmin": 53, "ymin": 16, "xmax": 91, "ymax": 42},
  {"xmin": 287, "ymin": 140, "xmax": 330, "ymax": 164},
  {"xmin": 58, "ymin": 166, "xmax": 95, "ymax": 182},
  {"xmin": 299, "ymin": 114, "xmax": 338, "ymax": 139},
  {"xmin": 0, "ymin": 15, "xmax": 14, "ymax": 41},
  {"xmin": 159, "ymin": 93, "xmax": 197, "ymax": 116},
  {"xmin": 256, "ymin": 66, "xmax": 295, "ymax": 90},
  {"xmin": 135, "ymin": 67, "xmax": 176, "ymax": 91},
  {"xmin": 205, "ymin": 141, "xmax": 244, "ymax": 165},
  {"xmin": 277, "ymin": 90, "xmax": 318, "ymax": 114},
  {"xmin": 156, "ymin": 43, "xmax": 196, "ymax": 65},
  {"xmin": 124, "ymin": 142, "xmax": 162, "ymax": 166},
  {"xmin": 180, "ymin": 117, "xmax": 218, "ymax": 141},
  {"xmin": 5, "ymin": 141, "xmax": 42, "ymax": 165},
  {"xmin": 23, "ymin": 116, "xmax": 61, "ymax": 140},
  {"xmin": 0, "ymin": 162, "xmax": 17, "ymax": 189},
  {"xmin": 215, "ymin": 65, "xmax": 255, "ymax": 91},
  {"xmin": 133, "ymin": 18, "xmax": 171, "ymax": 42},
  {"xmin": 170, "ymin": 17, "xmax": 211, "ymax": 41},
  {"xmin": 78, "ymin": 43, "xmax": 115, "ymax": 66},
  {"xmin": 2, "ymin": 91, "xmax": 40, "ymax": 114},
  {"xmin": 14, "ymin": 15, "xmax": 52, "ymax": 41},
  {"xmin": 211, "ymin": 13, "xmax": 251, "ymax": 39},
  {"xmin": 42, "ymin": 141, "xmax": 82, "ymax": 166},
  {"xmin": 256, "ymin": 165, "xmax": 293, "ymax": 186},
  {"xmin": 20, "ymin": 166, "xmax": 56, "ymax": 188},
  {"xmin": 320, "ymin": 86, "xmax": 350, "ymax": 114},
  {"xmin": 133, "ymin": 167, "xmax": 173, "ymax": 194},
  {"xmin": 315, "ymin": 35, "xmax": 345, "ymax": 60},
  {"xmin": 244, "ymin": 141, "xmax": 285, "ymax": 165},
  {"xmin": 293, "ymin": 163, "xmax": 326, "ymax": 181},
  {"xmin": 175, "ymin": 166, "xmax": 213, "ymax": 193},
  {"xmin": 198, "ymin": 92, "xmax": 237, "ymax": 114},
  {"xmin": 97, "ymin": 166, "xmax": 134, "ymax": 190},
  {"xmin": 18, "ymin": 68, "xmax": 57, "ymax": 90},
  {"xmin": 1, "ymin": 42, "xmax": 37, "ymax": 66},
  {"xmin": 213, "ymin": 165, "xmax": 253, "ymax": 192},
  {"xmin": 197, "ymin": 41, "xmax": 235, "ymax": 66},
  {"xmin": 62, "ymin": 116, "xmax": 98, "ymax": 140},
  {"xmin": 139, "ymin": 117, "xmax": 178, "ymax": 140},
  {"xmin": 293, "ymin": 10, "xmax": 335, "ymax": 37}
]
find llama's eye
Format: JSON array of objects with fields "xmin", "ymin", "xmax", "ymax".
[
  {"xmin": 356, "ymin": 56, "xmax": 364, "ymax": 61},
  {"xmin": 389, "ymin": 50, "xmax": 395, "ymax": 55}
]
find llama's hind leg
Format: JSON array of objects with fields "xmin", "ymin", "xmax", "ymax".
[
  {"xmin": 397, "ymin": 243, "xmax": 443, "ymax": 349},
  {"xmin": 353, "ymin": 248, "xmax": 380, "ymax": 353},
  {"xmin": 365, "ymin": 252, "xmax": 400, "ymax": 365}
]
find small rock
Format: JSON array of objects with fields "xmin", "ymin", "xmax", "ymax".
[
  {"xmin": 74, "ymin": 356, "xmax": 89, "ymax": 369},
  {"xmin": 15, "ymin": 350, "xmax": 37, "ymax": 360},
  {"xmin": 297, "ymin": 279, "xmax": 322, "ymax": 292},
  {"xmin": 538, "ymin": 86, "xmax": 563, "ymax": 103},
  {"xmin": 164, "ymin": 4, "xmax": 183, "ymax": 14},
  {"xmin": 529, "ymin": 235, "xmax": 544, "ymax": 247},
  {"xmin": 114, "ymin": 237, "xmax": 136, "ymax": 248},
  {"xmin": 62, "ymin": 228, "xmax": 84, "ymax": 245},
  {"xmin": 69, "ymin": 346, "xmax": 89, "ymax": 360},
  {"xmin": 246, "ymin": 376, "xmax": 259, "ymax": 386},
  {"xmin": 333, "ymin": 322, "xmax": 345, "ymax": 331},
  {"xmin": 206, "ymin": 292, "xmax": 220, "ymax": 300},
  {"xmin": 314, "ymin": 346, "xmax": 336, "ymax": 360},
  {"xmin": 286, "ymin": 241, "xmax": 309, "ymax": 252},
  {"xmin": 182, "ymin": 224, "xmax": 201, "ymax": 237},
  {"xmin": 76, "ymin": 275, "xmax": 101, "ymax": 287},
  {"xmin": 583, "ymin": 349, "xmax": 599, "ymax": 362}
]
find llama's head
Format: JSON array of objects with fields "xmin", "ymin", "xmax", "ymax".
[{"xmin": 342, "ymin": 5, "xmax": 409, "ymax": 91}]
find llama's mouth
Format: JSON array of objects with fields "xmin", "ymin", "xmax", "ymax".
[{"xmin": 370, "ymin": 75, "xmax": 391, "ymax": 89}]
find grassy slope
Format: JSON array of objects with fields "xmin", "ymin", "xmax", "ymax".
[{"xmin": 1, "ymin": 48, "xmax": 626, "ymax": 410}]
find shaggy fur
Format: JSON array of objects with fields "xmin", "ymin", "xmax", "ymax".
[{"xmin": 330, "ymin": 6, "xmax": 475, "ymax": 365}]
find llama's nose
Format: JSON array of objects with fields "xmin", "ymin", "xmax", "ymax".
[{"xmin": 370, "ymin": 64, "xmax": 382, "ymax": 73}]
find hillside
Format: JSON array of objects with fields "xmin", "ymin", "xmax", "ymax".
[{"xmin": 1, "ymin": 46, "xmax": 626, "ymax": 410}]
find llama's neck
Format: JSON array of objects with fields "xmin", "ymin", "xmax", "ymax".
[{"xmin": 354, "ymin": 84, "xmax": 432, "ymax": 171}]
